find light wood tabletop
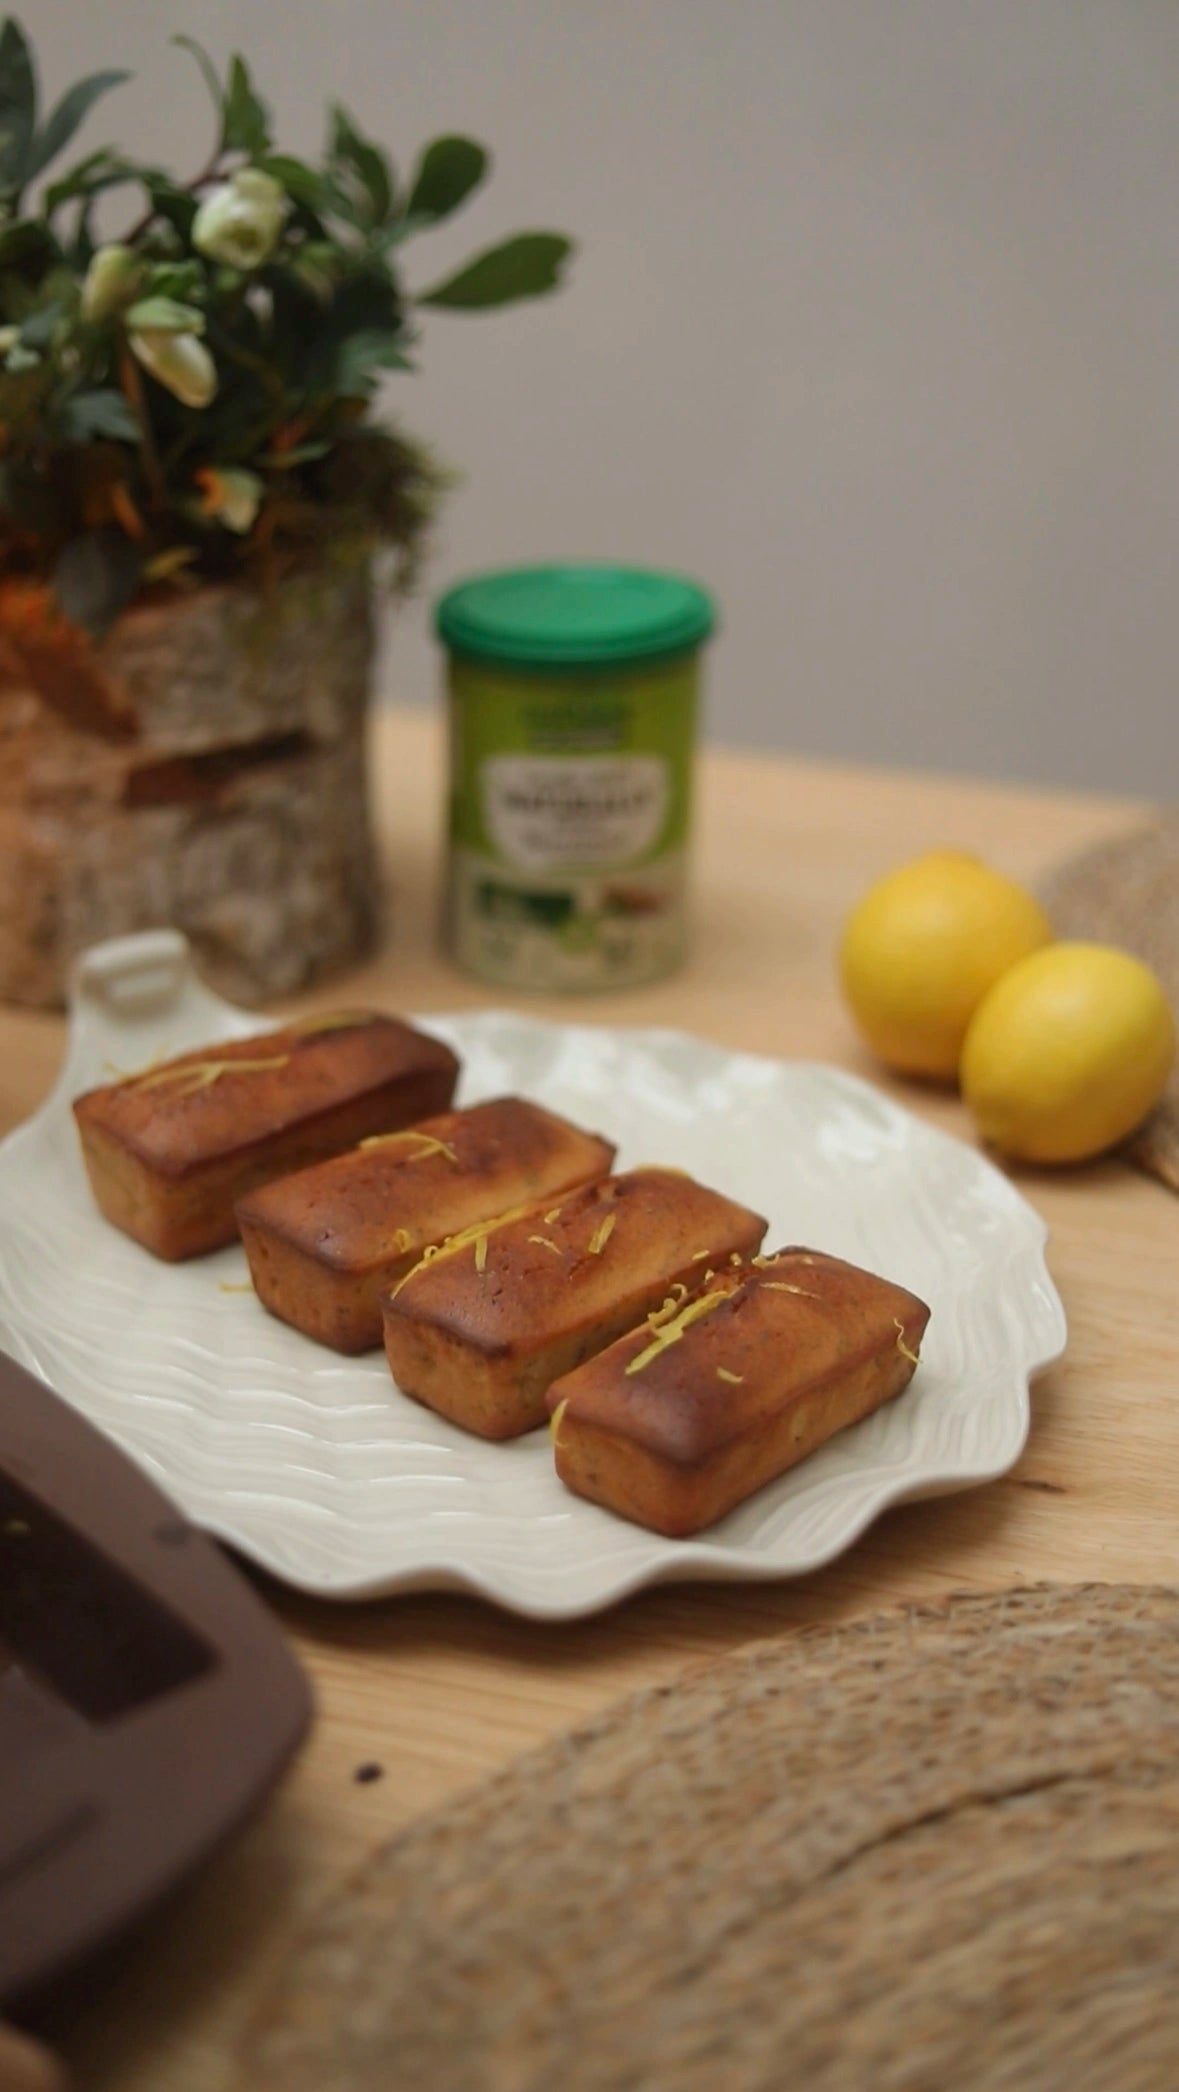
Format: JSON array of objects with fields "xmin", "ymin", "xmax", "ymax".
[{"xmin": 6, "ymin": 707, "xmax": 1176, "ymax": 2090}]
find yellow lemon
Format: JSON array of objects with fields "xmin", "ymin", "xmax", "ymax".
[
  {"xmin": 839, "ymin": 850, "xmax": 1053, "ymax": 1079},
  {"xmin": 961, "ymin": 941, "xmax": 1176, "ymax": 1163}
]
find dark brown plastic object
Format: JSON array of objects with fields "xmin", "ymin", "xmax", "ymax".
[{"xmin": 0, "ymin": 1349, "xmax": 312, "ymax": 2018}]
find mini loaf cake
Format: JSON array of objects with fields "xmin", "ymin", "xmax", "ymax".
[
  {"xmin": 73, "ymin": 1012, "xmax": 460, "ymax": 1261},
  {"xmin": 545, "ymin": 1247, "xmax": 931, "ymax": 1535},
  {"xmin": 236, "ymin": 1096, "xmax": 616, "ymax": 1353},
  {"xmin": 381, "ymin": 1167, "xmax": 768, "ymax": 1441}
]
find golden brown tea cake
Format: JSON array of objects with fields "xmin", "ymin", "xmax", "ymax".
[
  {"xmin": 236, "ymin": 1096, "xmax": 616, "ymax": 1353},
  {"xmin": 73, "ymin": 1012, "xmax": 460, "ymax": 1261},
  {"xmin": 546, "ymin": 1247, "xmax": 931, "ymax": 1535},
  {"xmin": 381, "ymin": 1167, "xmax": 768, "ymax": 1441}
]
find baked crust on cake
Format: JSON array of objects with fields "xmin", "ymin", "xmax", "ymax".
[
  {"xmin": 72, "ymin": 1012, "xmax": 459, "ymax": 1260},
  {"xmin": 545, "ymin": 1246, "xmax": 931, "ymax": 1534},
  {"xmin": 380, "ymin": 1167, "xmax": 768, "ymax": 1441},
  {"xmin": 236, "ymin": 1096, "xmax": 616, "ymax": 1353}
]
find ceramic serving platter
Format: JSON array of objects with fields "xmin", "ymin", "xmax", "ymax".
[{"xmin": 0, "ymin": 932, "xmax": 1066, "ymax": 1619}]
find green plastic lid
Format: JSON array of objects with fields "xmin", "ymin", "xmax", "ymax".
[{"xmin": 434, "ymin": 563, "xmax": 716, "ymax": 669}]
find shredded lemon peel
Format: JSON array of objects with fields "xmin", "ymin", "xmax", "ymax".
[
  {"xmin": 286, "ymin": 1010, "xmax": 371, "ymax": 1035},
  {"xmin": 359, "ymin": 1130, "xmax": 458, "ymax": 1163},
  {"xmin": 716, "ymin": 1366, "xmax": 744, "ymax": 1385},
  {"xmin": 528, "ymin": 1235, "xmax": 563, "ymax": 1257},
  {"xmin": 587, "ymin": 1213, "xmax": 616, "ymax": 1256},
  {"xmin": 894, "ymin": 1319, "xmax": 921, "ymax": 1366},
  {"xmin": 626, "ymin": 1290, "xmax": 729, "ymax": 1376},
  {"xmin": 389, "ymin": 1199, "xmax": 540, "ymax": 1295},
  {"xmin": 131, "ymin": 1054, "xmax": 289, "ymax": 1097}
]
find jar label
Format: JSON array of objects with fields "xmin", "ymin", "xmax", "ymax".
[
  {"xmin": 482, "ymin": 754, "xmax": 668, "ymax": 869},
  {"xmin": 445, "ymin": 654, "xmax": 698, "ymax": 991}
]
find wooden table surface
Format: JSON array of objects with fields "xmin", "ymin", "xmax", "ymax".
[{"xmin": 7, "ymin": 708, "xmax": 1176, "ymax": 2090}]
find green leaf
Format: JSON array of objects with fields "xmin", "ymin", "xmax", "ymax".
[
  {"xmin": 0, "ymin": 16, "xmax": 36, "ymax": 195},
  {"xmin": 172, "ymin": 35, "xmax": 222, "ymax": 119},
  {"xmin": 59, "ymin": 386, "xmax": 141, "ymax": 442},
  {"xmin": 143, "ymin": 544, "xmax": 199, "ymax": 583},
  {"xmin": 53, "ymin": 528, "xmax": 143, "ymax": 637},
  {"xmin": 329, "ymin": 104, "xmax": 393, "ymax": 227},
  {"xmin": 44, "ymin": 147, "xmax": 136, "ymax": 213},
  {"xmin": 405, "ymin": 135, "xmax": 487, "ymax": 224},
  {"xmin": 0, "ymin": 214, "xmax": 58, "ymax": 272},
  {"xmin": 143, "ymin": 174, "xmax": 198, "ymax": 240},
  {"xmin": 18, "ymin": 295, "xmax": 67, "ymax": 348},
  {"xmin": 260, "ymin": 439, "xmax": 331, "ymax": 468},
  {"xmin": 258, "ymin": 153, "xmax": 329, "ymax": 213},
  {"xmin": 334, "ymin": 327, "xmax": 413, "ymax": 396},
  {"xmin": 144, "ymin": 259, "xmax": 204, "ymax": 303},
  {"xmin": 222, "ymin": 53, "xmax": 271, "ymax": 155},
  {"xmin": 26, "ymin": 68, "xmax": 130, "ymax": 184},
  {"xmin": 125, "ymin": 294, "xmax": 205, "ymax": 333},
  {"xmin": 416, "ymin": 232, "xmax": 572, "ymax": 310}
]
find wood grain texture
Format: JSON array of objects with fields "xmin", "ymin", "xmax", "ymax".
[
  {"xmin": 1038, "ymin": 810, "xmax": 1179, "ymax": 1188},
  {"xmin": 0, "ymin": 573, "xmax": 379, "ymax": 1008},
  {"xmin": 0, "ymin": 710, "xmax": 1173, "ymax": 2090}
]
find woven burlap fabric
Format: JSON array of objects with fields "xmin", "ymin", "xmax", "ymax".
[
  {"xmin": 236, "ymin": 1584, "xmax": 1179, "ymax": 2092},
  {"xmin": 1038, "ymin": 811, "xmax": 1179, "ymax": 1190}
]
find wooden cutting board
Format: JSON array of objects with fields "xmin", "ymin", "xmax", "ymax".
[
  {"xmin": 1039, "ymin": 811, "xmax": 1179, "ymax": 1191},
  {"xmin": 232, "ymin": 1584, "xmax": 1179, "ymax": 2091}
]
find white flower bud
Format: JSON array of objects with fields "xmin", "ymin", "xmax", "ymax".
[
  {"xmin": 81, "ymin": 243, "xmax": 142, "ymax": 323},
  {"xmin": 130, "ymin": 328, "xmax": 217, "ymax": 408},
  {"xmin": 192, "ymin": 168, "xmax": 288, "ymax": 271}
]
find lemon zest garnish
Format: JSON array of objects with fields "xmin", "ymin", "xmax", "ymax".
[
  {"xmin": 286, "ymin": 1009, "xmax": 370, "ymax": 1035},
  {"xmin": 588, "ymin": 1213, "xmax": 616, "ymax": 1256},
  {"xmin": 716, "ymin": 1366, "xmax": 744, "ymax": 1385},
  {"xmin": 626, "ymin": 1290, "xmax": 730, "ymax": 1376},
  {"xmin": 690, "ymin": 1248, "xmax": 712, "ymax": 1262},
  {"xmin": 895, "ymin": 1319, "xmax": 921, "ymax": 1366},
  {"xmin": 529, "ymin": 1234, "xmax": 563, "ymax": 1257},
  {"xmin": 359, "ymin": 1130, "xmax": 459, "ymax": 1163},
  {"xmin": 387, "ymin": 1227, "xmax": 413, "ymax": 1256},
  {"xmin": 544, "ymin": 1205, "xmax": 564, "ymax": 1225},
  {"xmin": 646, "ymin": 1293, "xmax": 683, "ymax": 1332},
  {"xmin": 131, "ymin": 1054, "xmax": 289, "ymax": 1097},
  {"xmin": 390, "ymin": 1199, "xmax": 541, "ymax": 1295},
  {"xmin": 549, "ymin": 1397, "xmax": 569, "ymax": 1449},
  {"xmin": 762, "ymin": 1282, "xmax": 821, "ymax": 1299},
  {"xmin": 474, "ymin": 1233, "xmax": 488, "ymax": 1274},
  {"xmin": 218, "ymin": 1279, "xmax": 255, "ymax": 1294}
]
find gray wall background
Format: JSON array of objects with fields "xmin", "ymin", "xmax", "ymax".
[{"xmin": 32, "ymin": 1, "xmax": 1179, "ymax": 791}]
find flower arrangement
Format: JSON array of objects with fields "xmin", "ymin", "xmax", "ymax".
[{"xmin": 0, "ymin": 17, "xmax": 571, "ymax": 637}]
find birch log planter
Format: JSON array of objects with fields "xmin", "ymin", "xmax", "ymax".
[{"xmin": 0, "ymin": 565, "xmax": 380, "ymax": 1007}]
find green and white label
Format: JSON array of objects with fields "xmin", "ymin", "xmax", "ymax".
[{"xmin": 445, "ymin": 654, "xmax": 698, "ymax": 991}]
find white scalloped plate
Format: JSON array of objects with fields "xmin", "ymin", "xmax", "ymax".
[{"xmin": 0, "ymin": 932, "xmax": 1065, "ymax": 1618}]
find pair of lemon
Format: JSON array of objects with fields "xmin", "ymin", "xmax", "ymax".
[{"xmin": 839, "ymin": 851, "xmax": 1175, "ymax": 1164}]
